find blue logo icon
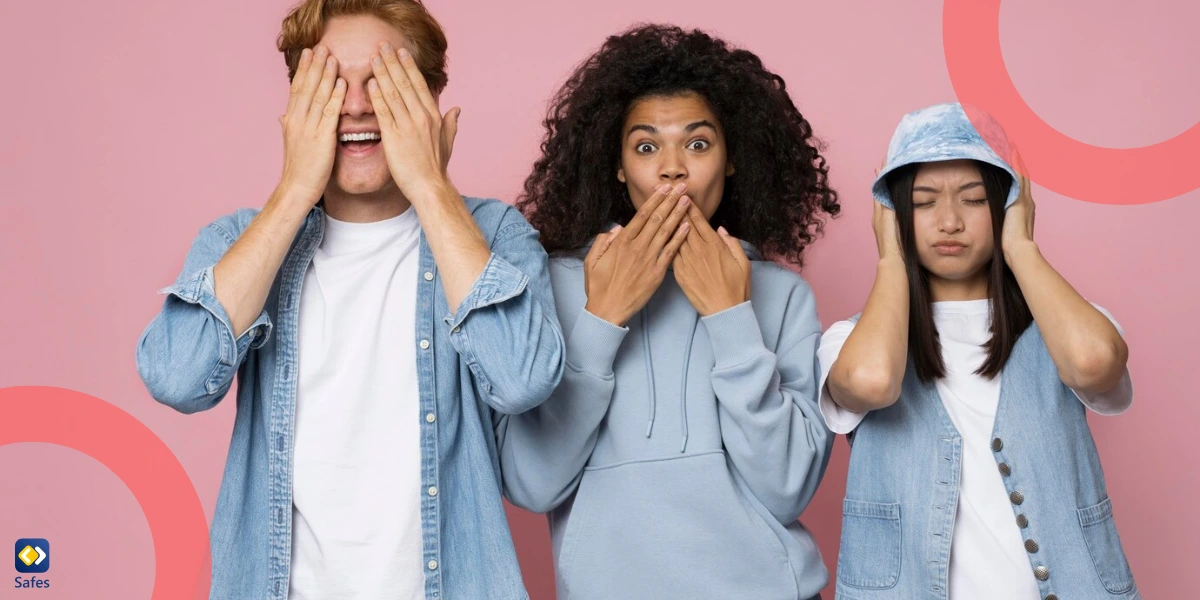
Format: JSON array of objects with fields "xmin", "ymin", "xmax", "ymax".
[{"xmin": 15, "ymin": 539, "xmax": 49, "ymax": 574}]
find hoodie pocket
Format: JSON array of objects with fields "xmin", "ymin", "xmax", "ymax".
[
  {"xmin": 556, "ymin": 451, "xmax": 797, "ymax": 600},
  {"xmin": 837, "ymin": 499, "xmax": 901, "ymax": 590},
  {"xmin": 1079, "ymin": 498, "xmax": 1135, "ymax": 594}
]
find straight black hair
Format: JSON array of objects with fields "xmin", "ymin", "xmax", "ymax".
[{"xmin": 888, "ymin": 160, "xmax": 1032, "ymax": 382}]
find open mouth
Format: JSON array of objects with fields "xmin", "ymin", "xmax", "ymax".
[{"xmin": 338, "ymin": 131, "xmax": 381, "ymax": 153}]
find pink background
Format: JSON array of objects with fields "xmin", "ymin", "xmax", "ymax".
[{"xmin": 2, "ymin": 0, "xmax": 1197, "ymax": 598}]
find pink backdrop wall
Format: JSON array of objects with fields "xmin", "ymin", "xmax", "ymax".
[{"xmin": 2, "ymin": 0, "xmax": 1197, "ymax": 598}]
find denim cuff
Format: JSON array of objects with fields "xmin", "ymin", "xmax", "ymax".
[
  {"xmin": 159, "ymin": 265, "xmax": 274, "ymax": 364},
  {"xmin": 443, "ymin": 253, "xmax": 529, "ymax": 329}
]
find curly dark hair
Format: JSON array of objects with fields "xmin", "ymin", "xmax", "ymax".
[{"xmin": 517, "ymin": 23, "xmax": 840, "ymax": 266}]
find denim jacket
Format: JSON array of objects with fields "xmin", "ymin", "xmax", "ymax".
[
  {"xmin": 136, "ymin": 197, "xmax": 565, "ymax": 600},
  {"xmin": 836, "ymin": 319, "xmax": 1138, "ymax": 600}
]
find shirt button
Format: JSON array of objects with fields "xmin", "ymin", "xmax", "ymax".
[
  {"xmin": 991, "ymin": 437, "xmax": 1004, "ymax": 452},
  {"xmin": 452, "ymin": 326, "xmax": 461, "ymax": 333},
  {"xmin": 1024, "ymin": 539, "xmax": 1040, "ymax": 553},
  {"xmin": 424, "ymin": 271, "xmax": 434, "ymax": 281},
  {"xmin": 428, "ymin": 560, "xmax": 438, "ymax": 571},
  {"xmin": 1034, "ymin": 566, "xmax": 1050, "ymax": 581},
  {"xmin": 420, "ymin": 339, "xmax": 430, "ymax": 350},
  {"xmin": 1016, "ymin": 514, "xmax": 1029, "ymax": 528},
  {"xmin": 426, "ymin": 413, "xmax": 436, "ymax": 423},
  {"xmin": 428, "ymin": 486, "xmax": 438, "ymax": 497},
  {"xmin": 1010, "ymin": 490, "xmax": 1025, "ymax": 505},
  {"xmin": 998, "ymin": 463, "xmax": 1012, "ymax": 476},
  {"xmin": 1045, "ymin": 595, "xmax": 1059, "ymax": 600}
]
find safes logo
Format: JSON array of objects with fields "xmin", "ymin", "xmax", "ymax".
[{"xmin": 14, "ymin": 539, "xmax": 50, "ymax": 590}]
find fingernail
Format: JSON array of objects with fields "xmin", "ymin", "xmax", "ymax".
[
  {"xmin": 368, "ymin": 79, "xmax": 379, "ymax": 91},
  {"xmin": 301, "ymin": 48, "xmax": 312, "ymax": 60},
  {"xmin": 381, "ymin": 42, "xmax": 393, "ymax": 54},
  {"xmin": 657, "ymin": 184, "xmax": 671, "ymax": 193},
  {"xmin": 371, "ymin": 55, "xmax": 382, "ymax": 66},
  {"xmin": 718, "ymin": 226, "xmax": 728, "ymax": 235},
  {"xmin": 398, "ymin": 47, "xmax": 410, "ymax": 59},
  {"xmin": 674, "ymin": 183, "xmax": 687, "ymax": 193},
  {"xmin": 679, "ymin": 195, "xmax": 690, "ymax": 206}
]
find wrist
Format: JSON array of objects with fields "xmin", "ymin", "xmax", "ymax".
[
  {"xmin": 584, "ymin": 300, "xmax": 629, "ymax": 327},
  {"xmin": 878, "ymin": 254, "xmax": 907, "ymax": 271},
  {"xmin": 404, "ymin": 175, "xmax": 458, "ymax": 207},
  {"xmin": 1003, "ymin": 239, "xmax": 1040, "ymax": 265},
  {"xmin": 268, "ymin": 183, "xmax": 321, "ymax": 215}
]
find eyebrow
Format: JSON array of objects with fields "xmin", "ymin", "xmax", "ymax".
[
  {"xmin": 625, "ymin": 120, "xmax": 718, "ymax": 139},
  {"xmin": 913, "ymin": 181, "xmax": 984, "ymax": 193}
]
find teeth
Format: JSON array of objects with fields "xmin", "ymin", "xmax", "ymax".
[{"xmin": 339, "ymin": 132, "xmax": 381, "ymax": 142}]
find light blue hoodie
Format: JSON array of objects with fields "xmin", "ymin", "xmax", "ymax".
[{"xmin": 496, "ymin": 240, "xmax": 833, "ymax": 600}]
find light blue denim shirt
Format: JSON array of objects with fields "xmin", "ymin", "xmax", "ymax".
[{"xmin": 136, "ymin": 197, "xmax": 565, "ymax": 600}]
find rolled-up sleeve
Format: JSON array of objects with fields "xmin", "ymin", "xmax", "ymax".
[
  {"xmin": 136, "ymin": 214, "xmax": 270, "ymax": 414},
  {"xmin": 443, "ymin": 213, "xmax": 565, "ymax": 415}
]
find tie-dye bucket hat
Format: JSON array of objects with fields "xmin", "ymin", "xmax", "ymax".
[{"xmin": 871, "ymin": 102, "xmax": 1020, "ymax": 209}]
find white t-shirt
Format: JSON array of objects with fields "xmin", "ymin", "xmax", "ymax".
[
  {"xmin": 818, "ymin": 300, "xmax": 1133, "ymax": 600},
  {"xmin": 289, "ymin": 209, "xmax": 426, "ymax": 600}
]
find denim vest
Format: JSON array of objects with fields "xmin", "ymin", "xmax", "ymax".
[
  {"xmin": 836, "ymin": 319, "xmax": 1138, "ymax": 600},
  {"xmin": 136, "ymin": 198, "xmax": 565, "ymax": 600}
]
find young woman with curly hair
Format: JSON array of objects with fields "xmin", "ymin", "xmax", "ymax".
[{"xmin": 496, "ymin": 24, "xmax": 839, "ymax": 600}]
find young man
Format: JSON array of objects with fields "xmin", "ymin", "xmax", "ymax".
[{"xmin": 136, "ymin": 2, "xmax": 564, "ymax": 599}]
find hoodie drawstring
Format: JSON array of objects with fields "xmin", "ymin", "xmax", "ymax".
[
  {"xmin": 678, "ymin": 314, "xmax": 700, "ymax": 453},
  {"xmin": 640, "ymin": 309, "xmax": 701, "ymax": 453},
  {"xmin": 641, "ymin": 310, "xmax": 657, "ymax": 438}
]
